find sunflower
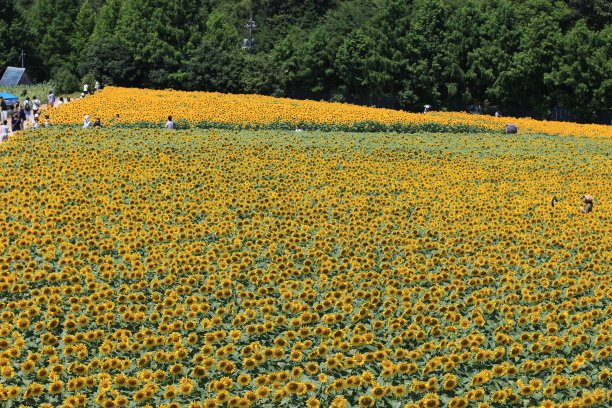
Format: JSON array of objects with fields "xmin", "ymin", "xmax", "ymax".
[
  {"xmin": 48, "ymin": 380, "xmax": 64, "ymax": 394},
  {"xmin": 358, "ymin": 395, "xmax": 375, "ymax": 407}
]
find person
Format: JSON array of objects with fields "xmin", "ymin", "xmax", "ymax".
[
  {"xmin": 48, "ymin": 91, "xmax": 55, "ymax": 108},
  {"xmin": 17, "ymin": 103, "xmax": 26, "ymax": 131},
  {"xmin": 83, "ymin": 115, "xmax": 91, "ymax": 128},
  {"xmin": 165, "ymin": 115, "xmax": 176, "ymax": 130},
  {"xmin": 581, "ymin": 194, "xmax": 593, "ymax": 213},
  {"xmin": 32, "ymin": 96, "xmax": 41, "ymax": 119},
  {"xmin": 43, "ymin": 115, "xmax": 51, "ymax": 128},
  {"xmin": 424, "ymin": 104, "xmax": 431, "ymax": 114},
  {"xmin": 0, "ymin": 120, "xmax": 10, "ymax": 142},
  {"xmin": 93, "ymin": 118, "xmax": 101, "ymax": 128},
  {"xmin": 11, "ymin": 113, "xmax": 21, "ymax": 132},
  {"xmin": 23, "ymin": 97, "xmax": 31, "ymax": 119},
  {"xmin": 32, "ymin": 114, "xmax": 40, "ymax": 129},
  {"xmin": 0, "ymin": 98, "xmax": 7, "ymax": 123},
  {"xmin": 295, "ymin": 124, "xmax": 303, "ymax": 132},
  {"xmin": 551, "ymin": 196, "xmax": 558, "ymax": 208},
  {"xmin": 94, "ymin": 81, "xmax": 100, "ymax": 92},
  {"xmin": 57, "ymin": 97, "xmax": 64, "ymax": 106},
  {"xmin": 83, "ymin": 83, "xmax": 89, "ymax": 94},
  {"xmin": 495, "ymin": 111, "xmax": 501, "ymax": 117},
  {"xmin": 505, "ymin": 123, "xmax": 518, "ymax": 134}
]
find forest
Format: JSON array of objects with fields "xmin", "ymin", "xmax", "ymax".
[{"xmin": 1, "ymin": 0, "xmax": 610, "ymax": 121}]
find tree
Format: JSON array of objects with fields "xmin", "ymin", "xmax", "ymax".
[
  {"xmin": 491, "ymin": 1, "xmax": 571, "ymax": 117},
  {"xmin": 71, "ymin": 0, "xmax": 97, "ymax": 71},
  {"xmin": 365, "ymin": 0, "xmax": 413, "ymax": 105},
  {"xmin": 28, "ymin": 0, "xmax": 80, "ymax": 75},
  {"xmin": 564, "ymin": 0, "xmax": 612, "ymax": 30},
  {"xmin": 0, "ymin": 0, "xmax": 25, "ymax": 69},
  {"xmin": 82, "ymin": 37, "xmax": 141, "ymax": 87},
  {"xmin": 545, "ymin": 21, "xmax": 611, "ymax": 121},
  {"xmin": 334, "ymin": 29, "xmax": 377, "ymax": 101}
]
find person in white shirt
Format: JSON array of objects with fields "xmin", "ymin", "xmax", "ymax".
[
  {"xmin": 32, "ymin": 96, "xmax": 41, "ymax": 119},
  {"xmin": 94, "ymin": 81, "xmax": 100, "ymax": 92},
  {"xmin": 0, "ymin": 98, "xmax": 7, "ymax": 123},
  {"xmin": 165, "ymin": 115, "xmax": 176, "ymax": 130},
  {"xmin": 1, "ymin": 120, "xmax": 10, "ymax": 141},
  {"xmin": 84, "ymin": 83, "xmax": 89, "ymax": 94},
  {"xmin": 83, "ymin": 115, "xmax": 91, "ymax": 128},
  {"xmin": 48, "ymin": 92, "xmax": 55, "ymax": 108}
]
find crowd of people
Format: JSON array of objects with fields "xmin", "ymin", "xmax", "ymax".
[
  {"xmin": 0, "ymin": 95, "xmax": 48, "ymax": 136},
  {"xmin": 0, "ymin": 80, "xmax": 104, "ymax": 142}
]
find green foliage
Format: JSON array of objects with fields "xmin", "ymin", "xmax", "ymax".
[
  {"xmin": 0, "ymin": 0, "xmax": 22, "ymax": 68},
  {"xmin": 52, "ymin": 67, "xmax": 79, "ymax": 93},
  {"xmin": 545, "ymin": 20, "xmax": 612, "ymax": 121},
  {"xmin": 12, "ymin": 0, "xmax": 612, "ymax": 122}
]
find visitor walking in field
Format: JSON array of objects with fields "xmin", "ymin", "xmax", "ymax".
[
  {"xmin": 11, "ymin": 113, "xmax": 22, "ymax": 132},
  {"xmin": 47, "ymin": 91, "xmax": 55, "ymax": 108},
  {"xmin": 32, "ymin": 96, "xmax": 41, "ymax": 119},
  {"xmin": 0, "ymin": 120, "xmax": 10, "ymax": 142},
  {"xmin": 23, "ymin": 97, "xmax": 32, "ymax": 119},
  {"xmin": 16, "ymin": 103, "xmax": 26, "ymax": 131}
]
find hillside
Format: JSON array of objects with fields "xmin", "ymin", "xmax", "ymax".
[{"xmin": 48, "ymin": 87, "xmax": 612, "ymax": 138}]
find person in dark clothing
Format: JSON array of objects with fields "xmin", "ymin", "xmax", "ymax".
[
  {"xmin": 11, "ymin": 115, "xmax": 21, "ymax": 132},
  {"xmin": 93, "ymin": 118, "xmax": 101, "ymax": 127},
  {"xmin": 551, "ymin": 196, "xmax": 558, "ymax": 208},
  {"xmin": 17, "ymin": 105, "xmax": 26, "ymax": 130}
]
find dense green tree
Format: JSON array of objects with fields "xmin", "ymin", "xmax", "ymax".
[
  {"xmin": 492, "ymin": 1, "xmax": 572, "ymax": 116},
  {"xmin": 71, "ymin": 0, "xmax": 96, "ymax": 70},
  {"xmin": 5, "ymin": 0, "xmax": 610, "ymax": 121},
  {"xmin": 28, "ymin": 0, "xmax": 80, "ymax": 74},
  {"xmin": 0, "ymin": 0, "xmax": 25, "ymax": 69},
  {"xmin": 334, "ymin": 29, "xmax": 377, "ymax": 100},
  {"xmin": 365, "ymin": 0, "xmax": 413, "ymax": 103},
  {"xmin": 83, "ymin": 37, "xmax": 141, "ymax": 87},
  {"xmin": 564, "ymin": 0, "xmax": 611, "ymax": 29},
  {"xmin": 397, "ymin": 0, "xmax": 452, "ymax": 109},
  {"xmin": 546, "ymin": 21, "xmax": 612, "ymax": 121}
]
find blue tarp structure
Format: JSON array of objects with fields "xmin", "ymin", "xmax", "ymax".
[{"xmin": 0, "ymin": 92, "xmax": 18, "ymax": 105}]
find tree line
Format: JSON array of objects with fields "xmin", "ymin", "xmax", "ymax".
[{"xmin": 1, "ymin": 0, "xmax": 610, "ymax": 122}]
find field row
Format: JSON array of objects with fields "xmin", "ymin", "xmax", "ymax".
[{"xmin": 46, "ymin": 87, "xmax": 612, "ymax": 138}]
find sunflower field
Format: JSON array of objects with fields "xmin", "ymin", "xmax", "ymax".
[
  {"xmin": 0, "ymin": 102, "xmax": 611, "ymax": 408},
  {"xmin": 47, "ymin": 87, "xmax": 612, "ymax": 138}
]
